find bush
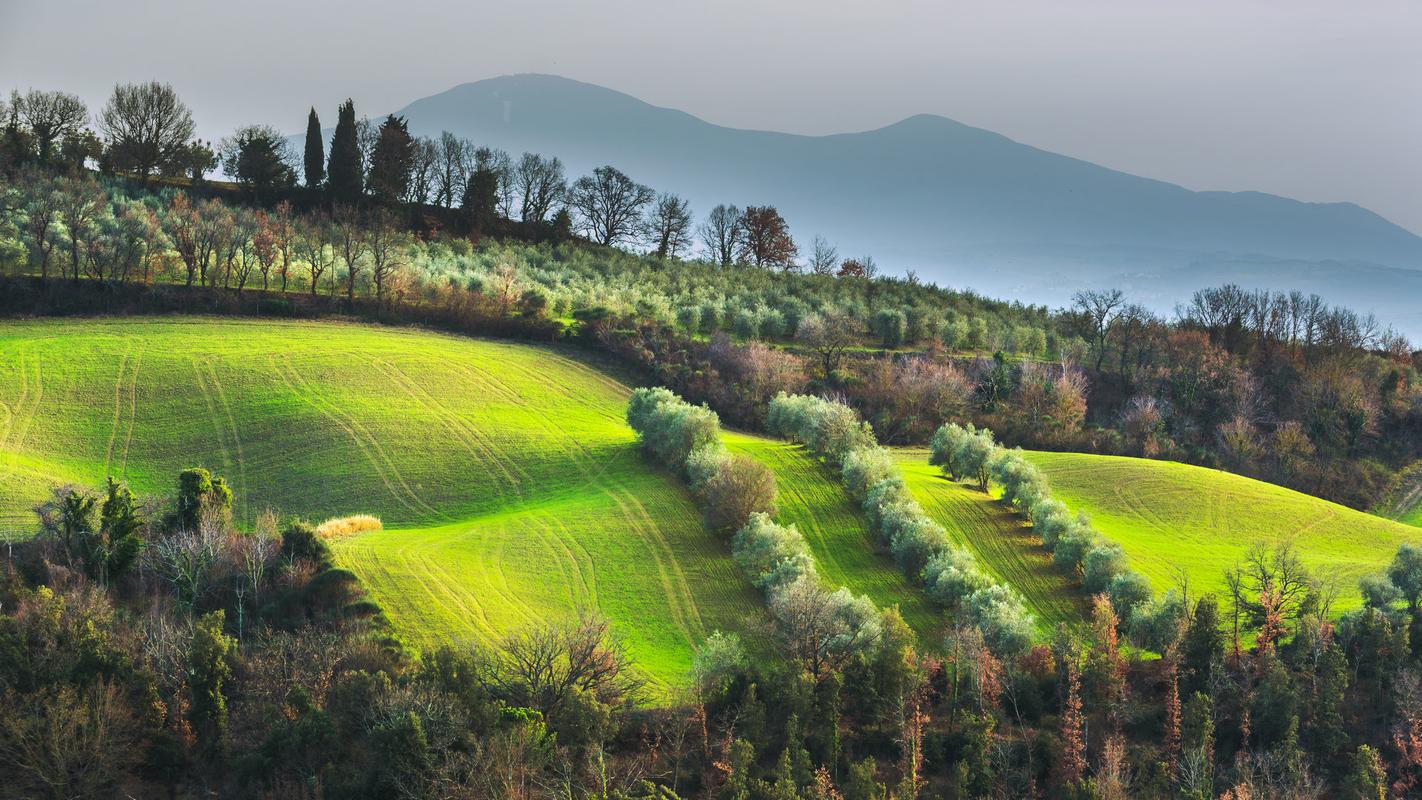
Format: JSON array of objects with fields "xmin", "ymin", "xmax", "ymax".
[
  {"xmin": 965, "ymin": 584, "xmax": 1034, "ymax": 656},
  {"xmin": 990, "ymin": 449, "xmax": 1048, "ymax": 511},
  {"xmin": 732, "ymin": 513, "xmax": 814, "ymax": 591},
  {"xmin": 887, "ymin": 514, "xmax": 950, "ymax": 577},
  {"xmin": 1082, "ymin": 541, "xmax": 1127, "ymax": 594},
  {"xmin": 929, "ymin": 423, "xmax": 970, "ymax": 481},
  {"xmin": 1127, "ymin": 590, "xmax": 1186, "ymax": 651},
  {"xmin": 1029, "ymin": 499, "xmax": 1073, "ymax": 551},
  {"xmin": 1052, "ymin": 524, "xmax": 1097, "ymax": 574},
  {"xmin": 703, "ymin": 454, "xmax": 777, "ymax": 535},
  {"xmin": 842, "ymin": 447, "xmax": 897, "ymax": 500},
  {"xmin": 1107, "ymin": 570, "xmax": 1153, "ymax": 618},
  {"xmin": 685, "ymin": 442, "xmax": 730, "ymax": 494},
  {"xmin": 921, "ymin": 546, "xmax": 991, "ymax": 607}
]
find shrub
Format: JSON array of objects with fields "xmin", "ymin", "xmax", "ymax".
[
  {"xmin": 314, "ymin": 515, "xmax": 382, "ymax": 539},
  {"xmin": 703, "ymin": 454, "xmax": 778, "ymax": 535},
  {"xmin": 990, "ymin": 449, "xmax": 1048, "ymax": 511},
  {"xmin": 861, "ymin": 478, "xmax": 914, "ymax": 533},
  {"xmin": 887, "ymin": 514, "xmax": 950, "ymax": 577},
  {"xmin": 1052, "ymin": 524, "xmax": 1097, "ymax": 574},
  {"xmin": 675, "ymin": 305, "xmax": 701, "ymax": 334},
  {"xmin": 1106, "ymin": 570, "xmax": 1153, "ymax": 618},
  {"xmin": 965, "ymin": 584, "xmax": 1034, "ymax": 656},
  {"xmin": 929, "ymin": 423, "xmax": 970, "ymax": 481},
  {"xmin": 685, "ymin": 442, "xmax": 730, "ymax": 494},
  {"xmin": 841, "ymin": 447, "xmax": 897, "ymax": 500},
  {"xmin": 1082, "ymin": 541, "xmax": 1127, "ymax": 594},
  {"xmin": 1126, "ymin": 590, "xmax": 1186, "ymax": 651},
  {"xmin": 732, "ymin": 513, "xmax": 814, "ymax": 591},
  {"xmin": 1029, "ymin": 499, "xmax": 1073, "ymax": 551},
  {"xmin": 921, "ymin": 546, "xmax": 991, "ymax": 607}
]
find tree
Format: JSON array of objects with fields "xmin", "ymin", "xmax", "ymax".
[
  {"xmin": 333, "ymin": 206, "xmax": 369, "ymax": 304},
  {"xmin": 367, "ymin": 208, "xmax": 408, "ymax": 305},
  {"xmin": 367, "ymin": 114, "xmax": 414, "ymax": 204},
  {"xmin": 326, "ymin": 99, "xmax": 362, "ymax": 203},
  {"xmin": 699, "ymin": 204, "xmax": 743, "ymax": 266},
  {"xmin": 19, "ymin": 169, "xmax": 61, "ymax": 278},
  {"xmin": 1072, "ymin": 288, "xmax": 1125, "ymax": 373},
  {"xmin": 220, "ymin": 125, "xmax": 296, "ymax": 201},
  {"xmin": 701, "ymin": 454, "xmax": 777, "ymax": 534},
  {"xmin": 738, "ymin": 206, "xmax": 797, "ymax": 269},
  {"xmin": 796, "ymin": 310, "xmax": 858, "ymax": 379},
  {"xmin": 57, "ymin": 175, "xmax": 106, "ymax": 283},
  {"xmin": 808, "ymin": 236, "xmax": 838, "ymax": 276},
  {"xmin": 297, "ymin": 212, "xmax": 335, "ymax": 296},
  {"xmin": 189, "ymin": 610, "xmax": 234, "ymax": 752},
  {"xmin": 514, "ymin": 152, "xmax": 565, "ymax": 224},
  {"xmin": 303, "ymin": 107, "xmax": 324, "ymax": 188},
  {"xmin": 13, "ymin": 89, "xmax": 88, "ymax": 164},
  {"xmin": 565, "ymin": 165, "xmax": 654, "ymax": 246},
  {"xmin": 97, "ymin": 81, "xmax": 194, "ymax": 182},
  {"xmin": 406, "ymin": 136, "xmax": 438, "ymax": 206},
  {"xmin": 1388, "ymin": 543, "xmax": 1422, "ymax": 612},
  {"xmin": 647, "ymin": 192, "xmax": 693, "ymax": 260},
  {"xmin": 435, "ymin": 131, "xmax": 471, "ymax": 208},
  {"xmin": 461, "ymin": 166, "xmax": 499, "ymax": 232},
  {"xmin": 167, "ymin": 139, "xmax": 216, "ymax": 184}
]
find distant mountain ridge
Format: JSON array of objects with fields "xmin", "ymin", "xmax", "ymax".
[{"xmin": 392, "ymin": 74, "xmax": 1422, "ymax": 336}]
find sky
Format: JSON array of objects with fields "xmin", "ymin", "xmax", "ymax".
[{"xmin": 3, "ymin": 0, "xmax": 1419, "ymax": 234}]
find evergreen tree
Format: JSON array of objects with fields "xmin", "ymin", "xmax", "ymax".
[
  {"xmin": 303, "ymin": 107, "xmax": 324, "ymax": 189},
  {"xmin": 326, "ymin": 99, "xmax": 362, "ymax": 203},
  {"xmin": 189, "ymin": 610, "xmax": 234, "ymax": 753},
  {"xmin": 461, "ymin": 166, "xmax": 499, "ymax": 232},
  {"xmin": 367, "ymin": 114, "xmax": 413, "ymax": 204}
]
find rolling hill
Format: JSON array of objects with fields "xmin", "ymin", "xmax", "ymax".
[
  {"xmin": 389, "ymin": 74, "xmax": 1422, "ymax": 338},
  {"xmin": 1020, "ymin": 451, "xmax": 1421, "ymax": 614}
]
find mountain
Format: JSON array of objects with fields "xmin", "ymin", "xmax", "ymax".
[{"xmin": 394, "ymin": 74, "xmax": 1422, "ymax": 335}]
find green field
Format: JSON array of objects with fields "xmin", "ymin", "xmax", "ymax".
[
  {"xmin": 1021, "ymin": 451, "xmax": 1422, "ymax": 612},
  {"xmin": 726, "ymin": 435, "xmax": 943, "ymax": 637},
  {"xmin": 895, "ymin": 451, "xmax": 1085, "ymax": 628},
  {"xmin": 0, "ymin": 317, "xmax": 774, "ymax": 692}
]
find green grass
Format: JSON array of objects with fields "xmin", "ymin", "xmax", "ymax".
[
  {"xmin": 725, "ymin": 435, "xmax": 943, "ymax": 638},
  {"xmin": 0, "ymin": 317, "xmax": 763, "ymax": 693},
  {"xmin": 894, "ymin": 451, "xmax": 1086, "ymax": 629},
  {"xmin": 1021, "ymin": 451, "xmax": 1422, "ymax": 613}
]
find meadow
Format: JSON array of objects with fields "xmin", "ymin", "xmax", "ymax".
[
  {"xmin": 0, "ymin": 317, "xmax": 764, "ymax": 692},
  {"xmin": 1021, "ymin": 450, "xmax": 1421, "ymax": 613}
]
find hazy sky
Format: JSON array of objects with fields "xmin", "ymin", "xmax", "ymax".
[{"xmin": 3, "ymin": 0, "xmax": 1419, "ymax": 233}]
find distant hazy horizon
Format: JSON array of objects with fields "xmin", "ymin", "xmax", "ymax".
[{"xmin": 1, "ymin": 0, "xmax": 1418, "ymax": 235}]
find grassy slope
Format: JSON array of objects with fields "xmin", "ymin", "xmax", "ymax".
[
  {"xmin": 894, "ymin": 451, "xmax": 1085, "ymax": 629},
  {"xmin": 1023, "ymin": 451, "xmax": 1422, "ymax": 613},
  {"xmin": 0, "ymin": 317, "xmax": 761, "ymax": 692},
  {"xmin": 725, "ymin": 435, "xmax": 943, "ymax": 638}
]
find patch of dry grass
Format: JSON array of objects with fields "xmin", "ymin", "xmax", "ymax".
[{"xmin": 315, "ymin": 514, "xmax": 383, "ymax": 539}]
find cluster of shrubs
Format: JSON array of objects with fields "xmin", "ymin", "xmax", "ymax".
[
  {"xmin": 627, "ymin": 387, "xmax": 882, "ymax": 657},
  {"xmin": 767, "ymin": 393, "xmax": 1034, "ymax": 655},
  {"xmin": 931, "ymin": 423, "xmax": 1160, "ymax": 630}
]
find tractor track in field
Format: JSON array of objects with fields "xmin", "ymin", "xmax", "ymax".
[
  {"xmin": 204, "ymin": 360, "xmax": 248, "ymax": 523},
  {"xmin": 267, "ymin": 355, "xmax": 432, "ymax": 520}
]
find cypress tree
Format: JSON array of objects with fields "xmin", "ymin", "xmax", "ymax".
[
  {"xmin": 303, "ymin": 107, "xmax": 324, "ymax": 189},
  {"xmin": 367, "ymin": 114, "xmax": 413, "ymax": 204},
  {"xmin": 327, "ymin": 99, "xmax": 362, "ymax": 203}
]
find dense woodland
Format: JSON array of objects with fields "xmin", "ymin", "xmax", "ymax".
[{"xmin": 4, "ymin": 82, "xmax": 1422, "ymax": 798}]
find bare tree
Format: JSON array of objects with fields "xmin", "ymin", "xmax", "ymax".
[
  {"xmin": 1072, "ymin": 288, "xmax": 1126, "ymax": 373},
  {"xmin": 472, "ymin": 613, "xmax": 644, "ymax": 725},
  {"xmin": 333, "ymin": 206, "xmax": 369, "ymax": 304},
  {"xmin": 646, "ymin": 192, "xmax": 694, "ymax": 260},
  {"xmin": 565, "ymin": 165, "xmax": 654, "ymax": 246},
  {"xmin": 768, "ymin": 578, "xmax": 881, "ymax": 679},
  {"xmin": 407, "ymin": 136, "xmax": 439, "ymax": 206},
  {"xmin": 514, "ymin": 152, "xmax": 565, "ymax": 223},
  {"xmin": 434, "ymin": 132, "xmax": 471, "ymax": 208},
  {"xmin": 796, "ymin": 309, "xmax": 859, "ymax": 379},
  {"xmin": 355, "ymin": 115, "xmax": 378, "ymax": 178},
  {"xmin": 808, "ymin": 235, "xmax": 839, "ymax": 276},
  {"xmin": 19, "ymin": 170, "xmax": 61, "ymax": 278},
  {"xmin": 698, "ymin": 204, "xmax": 742, "ymax": 266},
  {"xmin": 367, "ymin": 208, "xmax": 409, "ymax": 305},
  {"xmin": 297, "ymin": 212, "xmax": 336, "ymax": 296},
  {"xmin": 56, "ymin": 175, "xmax": 106, "ymax": 283},
  {"xmin": 13, "ymin": 89, "xmax": 88, "ymax": 163},
  {"xmin": 480, "ymin": 147, "xmax": 517, "ymax": 219},
  {"xmin": 97, "ymin": 81, "xmax": 195, "ymax": 181}
]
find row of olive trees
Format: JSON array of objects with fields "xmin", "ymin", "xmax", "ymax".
[
  {"xmin": 767, "ymin": 393, "xmax": 1036, "ymax": 655},
  {"xmin": 930, "ymin": 423, "xmax": 1177, "ymax": 647},
  {"xmin": 626, "ymin": 387, "xmax": 884, "ymax": 678}
]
